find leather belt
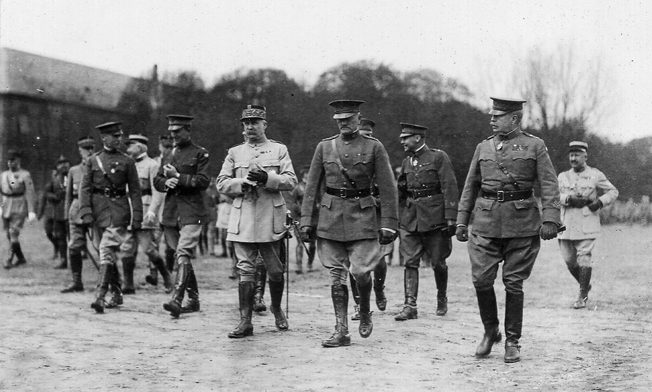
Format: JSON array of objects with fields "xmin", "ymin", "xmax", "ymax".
[
  {"xmin": 141, "ymin": 189, "xmax": 152, "ymax": 196},
  {"xmin": 93, "ymin": 187, "xmax": 127, "ymax": 198},
  {"xmin": 482, "ymin": 189, "xmax": 532, "ymax": 202},
  {"xmin": 2, "ymin": 192, "xmax": 25, "ymax": 197},
  {"xmin": 326, "ymin": 187, "xmax": 371, "ymax": 199},
  {"xmin": 407, "ymin": 188, "xmax": 441, "ymax": 199}
]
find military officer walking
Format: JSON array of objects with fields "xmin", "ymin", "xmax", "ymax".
[
  {"xmin": 154, "ymin": 115, "xmax": 210, "ymax": 318},
  {"xmin": 217, "ymin": 105, "xmax": 297, "ymax": 338},
  {"xmin": 80, "ymin": 122, "xmax": 143, "ymax": 313},
  {"xmin": 455, "ymin": 97, "xmax": 562, "ymax": 363},
  {"xmin": 61, "ymin": 136, "xmax": 96, "ymax": 292},
  {"xmin": 39, "ymin": 155, "xmax": 71, "ymax": 269},
  {"xmin": 395, "ymin": 122, "xmax": 458, "ymax": 321},
  {"xmin": 300, "ymin": 100, "xmax": 398, "ymax": 347},
  {"xmin": 557, "ymin": 141, "xmax": 618, "ymax": 309},
  {"xmin": 1, "ymin": 150, "xmax": 37, "ymax": 269}
]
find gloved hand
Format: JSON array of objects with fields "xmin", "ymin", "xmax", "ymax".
[
  {"xmin": 455, "ymin": 225, "xmax": 469, "ymax": 242},
  {"xmin": 247, "ymin": 169, "xmax": 268, "ymax": 185},
  {"xmin": 443, "ymin": 220, "xmax": 456, "ymax": 238},
  {"xmin": 299, "ymin": 226, "xmax": 314, "ymax": 242},
  {"xmin": 587, "ymin": 199, "xmax": 603, "ymax": 212},
  {"xmin": 567, "ymin": 195, "xmax": 590, "ymax": 208},
  {"xmin": 539, "ymin": 222, "xmax": 559, "ymax": 240},
  {"xmin": 81, "ymin": 214, "xmax": 94, "ymax": 227},
  {"xmin": 28, "ymin": 212, "xmax": 37, "ymax": 222},
  {"xmin": 378, "ymin": 229, "xmax": 397, "ymax": 245}
]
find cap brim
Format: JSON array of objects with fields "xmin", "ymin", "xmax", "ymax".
[
  {"xmin": 333, "ymin": 112, "xmax": 357, "ymax": 120},
  {"xmin": 168, "ymin": 125, "xmax": 185, "ymax": 131},
  {"xmin": 569, "ymin": 148, "xmax": 587, "ymax": 153},
  {"xmin": 399, "ymin": 132, "xmax": 414, "ymax": 138},
  {"xmin": 240, "ymin": 116, "xmax": 264, "ymax": 121},
  {"xmin": 488, "ymin": 109, "xmax": 509, "ymax": 115}
]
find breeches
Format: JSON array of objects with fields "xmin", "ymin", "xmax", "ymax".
[
  {"xmin": 233, "ymin": 241, "xmax": 285, "ymax": 282},
  {"xmin": 98, "ymin": 226, "xmax": 129, "ymax": 265},
  {"xmin": 121, "ymin": 229, "xmax": 160, "ymax": 260},
  {"xmin": 317, "ymin": 238, "xmax": 380, "ymax": 286},
  {"xmin": 164, "ymin": 224, "xmax": 202, "ymax": 262},
  {"xmin": 558, "ymin": 239, "xmax": 596, "ymax": 268},
  {"xmin": 3, "ymin": 214, "xmax": 25, "ymax": 243},
  {"xmin": 399, "ymin": 229, "xmax": 451, "ymax": 269}
]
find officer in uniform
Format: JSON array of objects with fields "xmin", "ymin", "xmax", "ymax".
[
  {"xmin": 455, "ymin": 97, "xmax": 561, "ymax": 363},
  {"xmin": 300, "ymin": 100, "xmax": 398, "ymax": 348},
  {"xmin": 39, "ymin": 155, "xmax": 71, "ymax": 269},
  {"xmin": 61, "ymin": 136, "xmax": 95, "ymax": 292},
  {"xmin": 557, "ymin": 141, "xmax": 618, "ymax": 309},
  {"xmin": 217, "ymin": 104, "xmax": 297, "ymax": 338},
  {"xmin": 154, "ymin": 115, "xmax": 210, "ymax": 319},
  {"xmin": 1, "ymin": 150, "xmax": 37, "ymax": 269},
  {"xmin": 395, "ymin": 122, "xmax": 458, "ymax": 321},
  {"xmin": 121, "ymin": 134, "xmax": 172, "ymax": 293},
  {"xmin": 80, "ymin": 122, "xmax": 143, "ymax": 313}
]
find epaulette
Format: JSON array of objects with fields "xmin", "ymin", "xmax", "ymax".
[
  {"xmin": 322, "ymin": 134, "xmax": 339, "ymax": 141},
  {"xmin": 268, "ymin": 139, "xmax": 286, "ymax": 145},
  {"xmin": 429, "ymin": 148, "xmax": 442, "ymax": 152},
  {"xmin": 485, "ymin": 134, "xmax": 496, "ymax": 140},
  {"xmin": 521, "ymin": 131, "xmax": 541, "ymax": 140},
  {"xmin": 361, "ymin": 134, "xmax": 380, "ymax": 142}
]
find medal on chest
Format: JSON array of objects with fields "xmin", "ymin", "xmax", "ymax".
[
  {"xmin": 412, "ymin": 158, "xmax": 418, "ymax": 167},
  {"xmin": 496, "ymin": 141, "xmax": 503, "ymax": 151}
]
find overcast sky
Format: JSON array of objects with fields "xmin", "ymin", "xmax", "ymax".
[{"xmin": 1, "ymin": 0, "xmax": 651, "ymax": 142}]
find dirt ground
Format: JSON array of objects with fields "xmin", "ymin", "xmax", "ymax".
[{"xmin": 0, "ymin": 224, "xmax": 650, "ymax": 391}]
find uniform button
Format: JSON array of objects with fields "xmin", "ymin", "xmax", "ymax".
[
  {"xmin": 344, "ymin": 154, "xmax": 349, "ymax": 158},
  {"xmin": 344, "ymin": 142, "xmax": 350, "ymax": 145}
]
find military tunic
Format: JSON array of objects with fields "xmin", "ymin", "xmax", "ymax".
[
  {"xmin": 66, "ymin": 163, "xmax": 89, "ymax": 252},
  {"xmin": 39, "ymin": 171, "xmax": 68, "ymax": 258},
  {"xmin": 1, "ymin": 168, "xmax": 36, "ymax": 241}
]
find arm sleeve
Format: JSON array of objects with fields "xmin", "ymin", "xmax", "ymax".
[
  {"xmin": 456, "ymin": 145, "xmax": 482, "ymax": 225},
  {"xmin": 437, "ymin": 151, "xmax": 459, "ymax": 221}
]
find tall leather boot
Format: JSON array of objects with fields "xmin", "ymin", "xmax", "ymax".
[
  {"xmin": 350, "ymin": 272, "xmax": 361, "ymax": 320},
  {"xmin": 567, "ymin": 264, "xmax": 580, "ymax": 284},
  {"xmin": 13, "ymin": 243, "xmax": 27, "ymax": 266},
  {"xmin": 504, "ymin": 291, "xmax": 524, "ymax": 363},
  {"xmin": 121, "ymin": 256, "xmax": 136, "ymax": 294},
  {"xmin": 322, "ymin": 284, "xmax": 351, "ymax": 347},
  {"xmin": 61, "ymin": 251, "xmax": 84, "ymax": 293},
  {"xmin": 180, "ymin": 264, "xmax": 200, "ymax": 313},
  {"xmin": 374, "ymin": 260, "xmax": 387, "ymax": 311},
  {"xmin": 151, "ymin": 255, "xmax": 173, "ymax": 293},
  {"xmin": 4, "ymin": 246, "xmax": 14, "ymax": 269},
  {"xmin": 144, "ymin": 262, "xmax": 159, "ymax": 286},
  {"xmin": 54, "ymin": 238, "xmax": 68, "ymax": 269},
  {"xmin": 474, "ymin": 287, "xmax": 502, "ymax": 357},
  {"xmin": 106, "ymin": 264, "xmax": 124, "ymax": 308},
  {"xmin": 228, "ymin": 281, "xmax": 254, "ymax": 338},
  {"xmin": 269, "ymin": 278, "xmax": 288, "ymax": 330},
  {"xmin": 357, "ymin": 277, "xmax": 373, "ymax": 338},
  {"xmin": 295, "ymin": 244, "xmax": 303, "ymax": 274},
  {"xmin": 163, "ymin": 261, "xmax": 190, "ymax": 318},
  {"xmin": 165, "ymin": 247, "xmax": 175, "ymax": 273},
  {"xmin": 574, "ymin": 267, "xmax": 592, "ymax": 309},
  {"xmin": 90, "ymin": 264, "xmax": 111, "ymax": 313},
  {"xmin": 253, "ymin": 262, "xmax": 267, "ymax": 312},
  {"xmin": 395, "ymin": 268, "xmax": 419, "ymax": 320},
  {"xmin": 434, "ymin": 264, "xmax": 448, "ymax": 316}
]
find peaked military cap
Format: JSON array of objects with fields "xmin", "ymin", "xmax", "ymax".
[
  {"xmin": 56, "ymin": 155, "xmax": 69, "ymax": 164},
  {"xmin": 6, "ymin": 149, "xmax": 21, "ymax": 160},
  {"xmin": 329, "ymin": 100, "xmax": 365, "ymax": 119},
  {"xmin": 399, "ymin": 122, "xmax": 427, "ymax": 138},
  {"xmin": 159, "ymin": 134, "xmax": 173, "ymax": 148},
  {"xmin": 569, "ymin": 141, "xmax": 588, "ymax": 153},
  {"xmin": 489, "ymin": 97, "xmax": 526, "ymax": 115},
  {"xmin": 77, "ymin": 136, "xmax": 95, "ymax": 149},
  {"xmin": 240, "ymin": 104, "xmax": 267, "ymax": 121},
  {"xmin": 167, "ymin": 114, "xmax": 194, "ymax": 131},
  {"xmin": 359, "ymin": 118, "xmax": 376, "ymax": 132},
  {"xmin": 127, "ymin": 134, "xmax": 149, "ymax": 145},
  {"xmin": 95, "ymin": 121, "xmax": 123, "ymax": 134}
]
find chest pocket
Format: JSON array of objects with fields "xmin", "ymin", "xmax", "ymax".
[
  {"xmin": 259, "ymin": 159, "xmax": 281, "ymax": 175},
  {"xmin": 509, "ymin": 151, "xmax": 537, "ymax": 178},
  {"xmin": 233, "ymin": 162, "xmax": 249, "ymax": 178},
  {"xmin": 180, "ymin": 157, "xmax": 198, "ymax": 174}
]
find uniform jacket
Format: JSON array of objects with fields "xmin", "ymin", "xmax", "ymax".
[
  {"xmin": 65, "ymin": 163, "xmax": 86, "ymax": 224},
  {"xmin": 134, "ymin": 153, "xmax": 162, "ymax": 229},
  {"xmin": 398, "ymin": 144, "xmax": 458, "ymax": 232},
  {"xmin": 217, "ymin": 138, "xmax": 297, "ymax": 243},
  {"xmin": 457, "ymin": 129, "xmax": 561, "ymax": 238},
  {"xmin": 39, "ymin": 171, "xmax": 67, "ymax": 221},
  {"xmin": 0, "ymin": 168, "xmax": 36, "ymax": 218},
  {"xmin": 79, "ymin": 149, "xmax": 143, "ymax": 229},
  {"xmin": 558, "ymin": 165, "xmax": 618, "ymax": 240},
  {"xmin": 153, "ymin": 140, "xmax": 210, "ymax": 226},
  {"xmin": 300, "ymin": 132, "xmax": 398, "ymax": 242}
]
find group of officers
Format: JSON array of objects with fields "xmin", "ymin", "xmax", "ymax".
[{"xmin": 1, "ymin": 96, "xmax": 618, "ymax": 364}]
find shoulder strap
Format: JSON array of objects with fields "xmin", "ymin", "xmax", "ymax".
[
  {"xmin": 491, "ymin": 140, "xmax": 520, "ymax": 190},
  {"xmin": 330, "ymin": 139, "xmax": 357, "ymax": 188}
]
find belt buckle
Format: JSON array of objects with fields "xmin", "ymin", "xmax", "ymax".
[
  {"xmin": 497, "ymin": 190, "xmax": 505, "ymax": 202},
  {"xmin": 338, "ymin": 189, "xmax": 347, "ymax": 198},
  {"xmin": 103, "ymin": 188, "xmax": 112, "ymax": 198}
]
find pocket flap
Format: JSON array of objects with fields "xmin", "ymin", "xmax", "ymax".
[
  {"xmin": 232, "ymin": 197, "xmax": 243, "ymax": 209},
  {"xmin": 475, "ymin": 197, "xmax": 495, "ymax": 211},
  {"xmin": 320, "ymin": 193, "xmax": 333, "ymax": 208},
  {"xmin": 273, "ymin": 193, "xmax": 286, "ymax": 207},
  {"xmin": 359, "ymin": 195, "xmax": 376, "ymax": 209},
  {"xmin": 513, "ymin": 199, "xmax": 534, "ymax": 210}
]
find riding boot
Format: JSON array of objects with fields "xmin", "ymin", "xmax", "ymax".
[
  {"xmin": 434, "ymin": 264, "xmax": 448, "ymax": 316},
  {"xmin": 504, "ymin": 291, "xmax": 524, "ymax": 363},
  {"xmin": 151, "ymin": 255, "xmax": 173, "ymax": 293},
  {"xmin": 4, "ymin": 246, "xmax": 14, "ymax": 269},
  {"xmin": 180, "ymin": 264, "xmax": 200, "ymax": 313},
  {"xmin": 106, "ymin": 264, "xmax": 124, "ymax": 308},
  {"xmin": 395, "ymin": 268, "xmax": 419, "ymax": 320},
  {"xmin": 13, "ymin": 243, "xmax": 27, "ymax": 266},
  {"xmin": 90, "ymin": 264, "xmax": 111, "ymax": 313},
  {"xmin": 295, "ymin": 245, "xmax": 303, "ymax": 274},
  {"xmin": 573, "ymin": 267, "xmax": 592, "ymax": 309},
  {"xmin": 350, "ymin": 272, "xmax": 361, "ymax": 320},
  {"xmin": 269, "ymin": 278, "xmax": 288, "ymax": 330},
  {"xmin": 567, "ymin": 264, "xmax": 581, "ymax": 284},
  {"xmin": 253, "ymin": 262, "xmax": 267, "ymax": 312},
  {"xmin": 474, "ymin": 287, "xmax": 502, "ymax": 357},
  {"xmin": 322, "ymin": 284, "xmax": 351, "ymax": 347},
  {"xmin": 61, "ymin": 251, "xmax": 84, "ymax": 293},
  {"xmin": 163, "ymin": 261, "xmax": 190, "ymax": 318},
  {"xmin": 357, "ymin": 277, "xmax": 373, "ymax": 338},
  {"xmin": 144, "ymin": 263, "xmax": 159, "ymax": 286},
  {"xmin": 228, "ymin": 281, "xmax": 255, "ymax": 338},
  {"xmin": 374, "ymin": 260, "xmax": 387, "ymax": 311},
  {"xmin": 165, "ymin": 247, "xmax": 175, "ymax": 272},
  {"xmin": 121, "ymin": 256, "xmax": 136, "ymax": 294},
  {"xmin": 54, "ymin": 240, "xmax": 68, "ymax": 269}
]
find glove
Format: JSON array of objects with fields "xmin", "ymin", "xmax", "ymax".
[
  {"xmin": 28, "ymin": 212, "xmax": 37, "ymax": 222},
  {"xmin": 299, "ymin": 226, "xmax": 314, "ymax": 242},
  {"xmin": 443, "ymin": 220, "xmax": 456, "ymax": 238},
  {"xmin": 455, "ymin": 225, "xmax": 468, "ymax": 242},
  {"xmin": 539, "ymin": 222, "xmax": 558, "ymax": 240},
  {"xmin": 378, "ymin": 229, "xmax": 397, "ymax": 245},
  {"xmin": 567, "ymin": 195, "xmax": 590, "ymax": 208},
  {"xmin": 587, "ymin": 199, "xmax": 603, "ymax": 212},
  {"xmin": 247, "ymin": 169, "xmax": 268, "ymax": 185},
  {"xmin": 81, "ymin": 214, "xmax": 94, "ymax": 226}
]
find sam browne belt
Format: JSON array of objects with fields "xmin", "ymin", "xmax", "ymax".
[
  {"xmin": 482, "ymin": 189, "xmax": 532, "ymax": 202},
  {"xmin": 326, "ymin": 187, "xmax": 372, "ymax": 199}
]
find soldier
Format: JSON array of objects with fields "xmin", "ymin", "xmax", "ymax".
[
  {"xmin": 61, "ymin": 136, "xmax": 95, "ymax": 292},
  {"xmin": 217, "ymin": 104, "xmax": 297, "ymax": 338},
  {"xmin": 1, "ymin": 150, "xmax": 37, "ymax": 269},
  {"xmin": 154, "ymin": 115, "xmax": 210, "ymax": 318},
  {"xmin": 455, "ymin": 97, "xmax": 562, "ymax": 363},
  {"xmin": 557, "ymin": 141, "xmax": 618, "ymax": 309},
  {"xmin": 284, "ymin": 166, "xmax": 316, "ymax": 274},
  {"xmin": 121, "ymin": 134, "xmax": 172, "ymax": 294},
  {"xmin": 394, "ymin": 122, "xmax": 459, "ymax": 321},
  {"xmin": 300, "ymin": 100, "xmax": 398, "ymax": 348},
  {"xmin": 80, "ymin": 122, "xmax": 143, "ymax": 313},
  {"xmin": 39, "ymin": 155, "xmax": 71, "ymax": 269},
  {"xmin": 154, "ymin": 135, "xmax": 177, "ymax": 273}
]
